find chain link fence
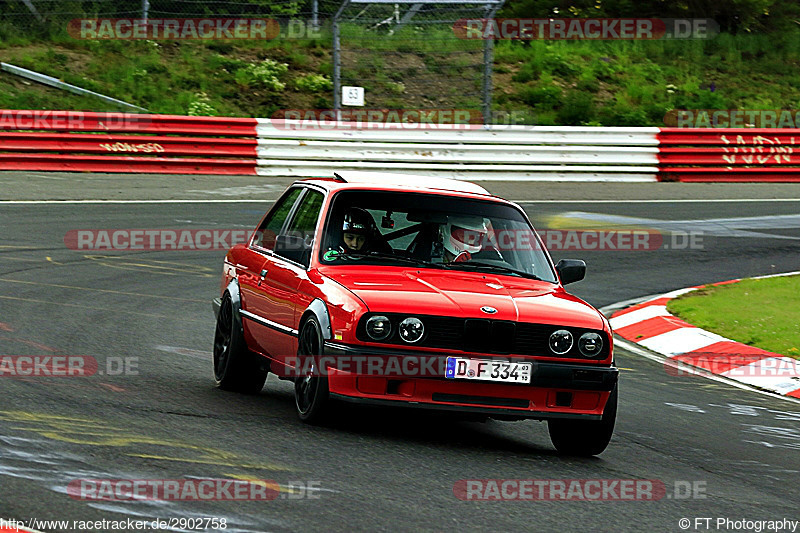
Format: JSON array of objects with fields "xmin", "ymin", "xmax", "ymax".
[
  {"xmin": 0, "ymin": 0, "xmax": 322, "ymax": 33},
  {"xmin": 331, "ymin": 1, "xmax": 502, "ymax": 123},
  {"xmin": 1, "ymin": 0, "xmax": 506, "ymax": 122}
]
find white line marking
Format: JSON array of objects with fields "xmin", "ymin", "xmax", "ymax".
[
  {"xmin": 511, "ymin": 198, "xmax": 800, "ymax": 204},
  {"xmin": 0, "ymin": 199, "xmax": 276, "ymax": 204},
  {"xmin": 2, "ymin": 198, "xmax": 800, "ymax": 205}
]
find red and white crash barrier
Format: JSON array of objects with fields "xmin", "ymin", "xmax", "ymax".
[
  {"xmin": 658, "ymin": 128, "xmax": 800, "ymax": 182},
  {"xmin": 0, "ymin": 110, "xmax": 259, "ymax": 175},
  {"xmin": 1, "ymin": 109, "xmax": 798, "ymax": 181}
]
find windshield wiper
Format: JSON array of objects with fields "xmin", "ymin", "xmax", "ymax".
[{"xmin": 444, "ymin": 261, "xmax": 543, "ymax": 280}]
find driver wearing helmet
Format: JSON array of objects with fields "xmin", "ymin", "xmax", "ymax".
[
  {"xmin": 339, "ymin": 207, "xmax": 373, "ymax": 254},
  {"xmin": 441, "ymin": 216, "xmax": 499, "ymax": 263}
]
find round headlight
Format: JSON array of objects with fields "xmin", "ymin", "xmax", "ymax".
[
  {"xmin": 549, "ymin": 329, "xmax": 573, "ymax": 355},
  {"xmin": 578, "ymin": 332, "xmax": 603, "ymax": 357},
  {"xmin": 366, "ymin": 315, "xmax": 392, "ymax": 341},
  {"xmin": 398, "ymin": 317, "xmax": 424, "ymax": 343}
]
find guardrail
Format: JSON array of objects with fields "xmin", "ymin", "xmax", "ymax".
[
  {"xmin": 658, "ymin": 128, "xmax": 800, "ymax": 182},
  {"xmin": 254, "ymin": 120, "xmax": 660, "ymax": 181},
  {"xmin": 0, "ymin": 110, "xmax": 797, "ymax": 181},
  {"xmin": 0, "ymin": 111, "xmax": 259, "ymax": 174}
]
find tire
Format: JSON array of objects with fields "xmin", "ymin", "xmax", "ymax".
[
  {"xmin": 213, "ymin": 292, "xmax": 268, "ymax": 394},
  {"xmin": 547, "ymin": 386, "xmax": 617, "ymax": 457},
  {"xmin": 294, "ymin": 317, "xmax": 331, "ymax": 424}
]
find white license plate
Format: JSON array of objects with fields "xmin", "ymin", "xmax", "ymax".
[{"xmin": 445, "ymin": 357, "xmax": 532, "ymax": 384}]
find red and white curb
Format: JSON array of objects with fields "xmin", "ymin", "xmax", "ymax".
[{"xmin": 608, "ymin": 272, "xmax": 800, "ymax": 399}]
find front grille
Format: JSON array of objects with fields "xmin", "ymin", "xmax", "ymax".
[
  {"xmin": 424, "ymin": 316, "xmax": 467, "ymax": 349},
  {"xmin": 357, "ymin": 313, "xmax": 609, "ymax": 359}
]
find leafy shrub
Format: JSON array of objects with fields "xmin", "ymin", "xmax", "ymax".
[
  {"xmin": 576, "ymin": 72, "xmax": 599, "ymax": 92},
  {"xmin": 512, "ymin": 61, "xmax": 542, "ymax": 83},
  {"xmin": 295, "ymin": 74, "xmax": 333, "ymax": 92},
  {"xmin": 557, "ymin": 91, "xmax": 596, "ymax": 125},
  {"xmin": 187, "ymin": 92, "xmax": 216, "ymax": 116},
  {"xmin": 600, "ymin": 102, "xmax": 648, "ymax": 126},
  {"xmin": 386, "ymin": 81, "xmax": 405, "ymax": 94},
  {"xmin": 518, "ymin": 85, "xmax": 562, "ymax": 107},
  {"xmin": 234, "ymin": 59, "xmax": 288, "ymax": 91},
  {"xmin": 543, "ymin": 52, "xmax": 578, "ymax": 78}
]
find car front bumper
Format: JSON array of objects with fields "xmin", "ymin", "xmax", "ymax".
[{"xmin": 322, "ymin": 341, "xmax": 618, "ymax": 421}]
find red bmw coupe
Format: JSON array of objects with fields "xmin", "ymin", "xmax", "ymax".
[{"xmin": 212, "ymin": 173, "xmax": 618, "ymax": 455}]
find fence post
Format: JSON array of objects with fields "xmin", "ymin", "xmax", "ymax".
[{"xmin": 333, "ymin": 1, "xmax": 351, "ymax": 119}]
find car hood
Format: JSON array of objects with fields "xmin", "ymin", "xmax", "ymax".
[{"xmin": 319, "ymin": 267, "xmax": 604, "ymax": 329}]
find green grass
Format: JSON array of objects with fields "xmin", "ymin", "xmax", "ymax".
[
  {"xmin": 1, "ymin": 27, "xmax": 800, "ymax": 123},
  {"xmin": 667, "ymin": 275, "xmax": 800, "ymax": 359}
]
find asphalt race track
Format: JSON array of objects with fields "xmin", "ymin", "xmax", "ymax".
[{"xmin": 1, "ymin": 173, "xmax": 799, "ymax": 533}]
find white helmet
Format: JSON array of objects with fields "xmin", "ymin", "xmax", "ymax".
[{"xmin": 442, "ymin": 216, "xmax": 490, "ymax": 257}]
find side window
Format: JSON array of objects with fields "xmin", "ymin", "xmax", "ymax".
[
  {"xmin": 255, "ymin": 187, "xmax": 303, "ymax": 250},
  {"xmin": 285, "ymin": 189, "xmax": 324, "ymax": 238},
  {"xmin": 274, "ymin": 189, "xmax": 324, "ymax": 266}
]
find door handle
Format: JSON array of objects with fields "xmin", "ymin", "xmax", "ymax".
[{"xmin": 258, "ymin": 269, "xmax": 268, "ymax": 286}]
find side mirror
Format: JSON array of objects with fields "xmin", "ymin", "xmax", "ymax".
[
  {"xmin": 555, "ymin": 259, "xmax": 586, "ymax": 285},
  {"xmin": 274, "ymin": 234, "xmax": 312, "ymax": 266}
]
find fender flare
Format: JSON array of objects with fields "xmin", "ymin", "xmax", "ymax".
[
  {"xmin": 302, "ymin": 298, "xmax": 333, "ymax": 341},
  {"xmin": 224, "ymin": 279, "xmax": 246, "ymax": 337}
]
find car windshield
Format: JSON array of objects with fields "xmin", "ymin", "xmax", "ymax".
[{"xmin": 319, "ymin": 190, "xmax": 558, "ymax": 283}]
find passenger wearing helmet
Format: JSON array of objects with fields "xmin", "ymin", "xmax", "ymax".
[
  {"xmin": 441, "ymin": 216, "xmax": 500, "ymax": 263},
  {"xmin": 340, "ymin": 207, "xmax": 373, "ymax": 254}
]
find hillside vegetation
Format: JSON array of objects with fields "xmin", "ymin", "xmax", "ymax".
[{"xmin": 1, "ymin": 0, "xmax": 799, "ymax": 125}]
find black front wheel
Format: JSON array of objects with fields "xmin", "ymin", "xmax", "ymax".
[
  {"xmin": 213, "ymin": 293, "xmax": 268, "ymax": 394},
  {"xmin": 294, "ymin": 317, "xmax": 331, "ymax": 424},
  {"xmin": 547, "ymin": 386, "xmax": 617, "ymax": 456}
]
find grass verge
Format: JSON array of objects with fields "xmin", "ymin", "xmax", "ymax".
[{"xmin": 667, "ymin": 275, "xmax": 800, "ymax": 360}]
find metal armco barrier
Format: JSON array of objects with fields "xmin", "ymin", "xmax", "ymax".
[
  {"xmin": 658, "ymin": 128, "xmax": 800, "ymax": 182},
  {"xmin": 0, "ymin": 110, "xmax": 797, "ymax": 182},
  {"xmin": 0, "ymin": 110, "xmax": 259, "ymax": 175},
  {"xmin": 255, "ymin": 120, "xmax": 660, "ymax": 182}
]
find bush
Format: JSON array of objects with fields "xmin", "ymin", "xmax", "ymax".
[
  {"xmin": 234, "ymin": 59, "xmax": 289, "ymax": 91},
  {"xmin": 512, "ymin": 61, "xmax": 542, "ymax": 83},
  {"xmin": 518, "ymin": 85, "xmax": 562, "ymax": 107},
  {"xmin": 543, "ymin": 52, "xmax": 578, "ymax": 78},
  {"xmin": 600, "ymin": 102, "xmax": 648, "ymax": 126},
  {"xmin": 187, "ymin": 92, "xmax": 216, "ymax": 116},
  {"xmin": 294, "ymin": 74, "xmax": 333, "ymax": 92},
  {"xmin": 557, "ymin": 91, "xmax": 596, "ymax": 125}
]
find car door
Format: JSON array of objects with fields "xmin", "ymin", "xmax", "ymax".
[
  {"xmin": 238, "ymin": 186, "xmax": 303, "ymax": 358},
  {"xmin": 261, "ymin": 187, "xmax": 326, "ymax": 369}
]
